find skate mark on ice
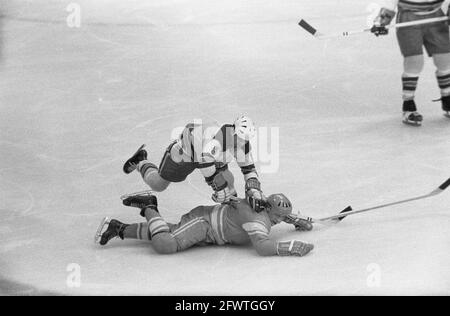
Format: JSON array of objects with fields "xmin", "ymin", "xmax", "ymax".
[
  {"xmin": 79, "ymin": 156, "xmax": 123, "ymax": 172},
  {"xmin": 129, "ymin": 114, "xmax": 178, "ymax": 133}
]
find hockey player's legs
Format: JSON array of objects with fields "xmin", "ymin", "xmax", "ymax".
[
  {"xmin": 137, "ymin": 206, "xmax": 216, "ymax": 254},
  {"xmin": 141, "ymin": 170, "xmax": 170, "ymax": 192},
  {"xmin": 423, "ymin": 10, "xmax": 450, "ymax": 115},
  {"xmin": 434, "ymin": 53, "xmax": 450, "ymax": 114},
  {"xmin": 396, "ymin": 10, "xmax": 425, "ymax": 59},
  {"xmin": 402, "ymin": 55, "xmax": 424, "ymax": 101},
  {"xmin": 433, "ymin": 54, "xmax": 450, "ymax": 104},
  {"xmin": 433, "ymin": 53, "xmax": 450, "ymax": 76},
  {"xmin": 169, "ymin": 206, "xmax": 216, "ymax": 251},
  {"xmin": 136, "ymin": 142, "xmax": 196, "ymax": 192},
  {"xmin": 157, "ymin": 142, "xmax": 197, "ymax": 183},
  {"xmin": 422, "ymin": 10, "xmax": 450, "ymax": 58},
  {"xmin": 396, "ymin": 10, "xmax": 427, "ymax": 125}
]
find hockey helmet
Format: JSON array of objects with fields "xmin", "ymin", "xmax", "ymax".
[{"xmin": 267, "ymin": 193, "xmax": 293, "ymax": 217}]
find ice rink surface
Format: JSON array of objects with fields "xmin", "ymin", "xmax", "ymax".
[{"xmin": 0, "ymin": 0, "xmax": 449, "ymax": 295}]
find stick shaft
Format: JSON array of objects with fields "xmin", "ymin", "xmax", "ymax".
[
  {"xmin": 300, "ymin": 177, "xmax": 450, "ymax": 223},
  {"xmin": 307, "ymin": 16, "xmax": 450, "ymax": 40},
  {"xmin": 318, "ymin": 193, "xmax": 433, "ymax": 221}
]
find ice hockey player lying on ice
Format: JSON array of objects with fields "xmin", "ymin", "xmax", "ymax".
[
  {"xmin": 122, "ymin": 116, "xmax": 267, "ymax": 213},
  {"xmin": 95, "ymin": 193, "xmax": 314, "ymax": 257},
  {"xmin": 372, "ymin": 0, "xmax": 450, "ymax": 125}
]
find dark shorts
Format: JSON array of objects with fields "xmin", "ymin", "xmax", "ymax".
[
  {"xmin": 397, "ymin": 9, "xmax": 450, "ymax": 57},
  {"xmin": 158, "ymin": 142, "xmax": 225, "ymax": 183}
]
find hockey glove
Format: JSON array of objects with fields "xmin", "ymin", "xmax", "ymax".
[
  {"xmin": 212, "ymin": 186, "xmax": 237, "ymax": 204},
  {"xmin": 245, "ymin": 178, "xmax": 267, "ymax": 213},
  {"xmin": 284, "ymin": 214, "xmax": 313, "ymax": 231},
  {"xmin": 206, "ymin": 171, "xmax": 236, "ymax": 204},
  {"xmin": 372, "ymin": 8, "xmax": 396, "ymax": 36},
  {"xmin": 277, "ymin": 240, "xmax": 314, "ymax": 257}
]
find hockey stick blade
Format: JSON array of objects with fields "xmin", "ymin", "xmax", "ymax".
[
  {"xmin": 335, "ymin": 206, "xmax": 353, "ymax": 222},
  {"xmin": 439, "ymin": 177, "xmax": 450, "ymax": 191},
  {"xmin": 318, "ymin": 177, "xmax": 450, "ymax": 222},
  {"xmin": 299, "ymin": 19, "xmax": 319, "ymax": 37}
]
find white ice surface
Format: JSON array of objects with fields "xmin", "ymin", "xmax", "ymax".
[{"xmin": 0, "ymin": 0, "xmax": 449, "ymax": 295}]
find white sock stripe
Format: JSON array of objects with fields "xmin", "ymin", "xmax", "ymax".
[
  {"xmin": 148, "ymin": 217, "xmax": 164, "ymax": 225},
  {"xmin": 149, "ymin": 222, "xmax": 169, "ymax": 233},
  {"xmin": 152, "ymin": 226, "xmax": 170, "ymax": 235}
]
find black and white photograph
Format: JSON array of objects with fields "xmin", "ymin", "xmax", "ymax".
[{"xmin": 0, "ymin": 0, "xmax": 449, "ymax": 298}]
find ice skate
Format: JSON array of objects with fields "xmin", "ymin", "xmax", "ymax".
[
  {"xmin": 123, "ymin": 144, "xmax": 147, "ymax": 174},
  {"xmin": 95, "ymin": 217, "xmax": 128, "ymax": 246},
  {"xmin": 402, "ymin": 99, "xmax": 422, "ymax": 126},
  {"xmin": 123, "ymin": 193, "xmax": 158, "ymax": 217},
  {"xmin": 441, "ymin": 95, "xmax": 450, "ymax": 118},
  {"xmin": 402, "ymin": 111, "xmax": 423, "ymax": 126}
]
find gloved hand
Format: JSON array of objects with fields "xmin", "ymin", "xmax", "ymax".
[
  {"xmin": 277, "ymin": 240, "xmax": 314, "ymax": 257},
  {"xmin": 284, "ymin": 214, "xmax": 313, "ymax": 231},
  {"xmin": 245, "ymin": 178, "xmax": 267, "ymax": 212},
  {"xmin": 212, "ymin": 186, "xmax": 237, "ymax": 204},
  {"xmin": 372, "ymin": 8, "xmax": 396, "ymax": 36}
]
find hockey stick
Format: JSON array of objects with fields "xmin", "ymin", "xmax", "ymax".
[
  {"xmin": 301, "ymin": 177, "xmax": 450, "ymax": 224},
  {"xmin": 299, "ymin": 16, "xmax": 450, "ymax": 40}
]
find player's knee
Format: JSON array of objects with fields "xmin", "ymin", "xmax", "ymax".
[
  {"xmin": 404, "ymin": 55, "xmax": 425, "ymax": 75},
  {"xmin": 147, "ymin": 175, "xmax": 170, "ymax": 192},
  {"xmin": 152, "ymin": 234, "xmax": 178, "ymax": 254},
  {"xmin": 433, "ymin": 53, "xmax": 450, "ymax": 74}
]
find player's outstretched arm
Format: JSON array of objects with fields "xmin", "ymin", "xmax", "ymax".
[{"xmin": 243, "ymin": 222, "xmax": 314, "ymax": 257}]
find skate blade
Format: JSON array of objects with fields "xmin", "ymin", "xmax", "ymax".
[
  {"xmin": 444, "ymin": 112, "xmax": 450, "ymax": 119},
  {"xmin": 120, "ymin": 190, "xmax": 154, "ymax": 201},
  {"xmin": 94, "ymin": 217, "xmax": 110, "ymax": 244},
  {"xmin": 402, "ymin": 120, "xmax": 422, "ymax": 127}
]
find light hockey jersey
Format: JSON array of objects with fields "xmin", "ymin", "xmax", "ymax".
[
  {"xmin": 178, "ymin": 120, "xmax": 258, "ymax": 180},
  {"xmin": 384, "ymin": 0, "xmax": 445, "ymax": 12}
]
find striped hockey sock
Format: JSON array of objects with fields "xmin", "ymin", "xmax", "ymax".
[
  {"xmin": 136, "ymin": 223, "xmax": 151, "ymax": 241},
  {"xmin": 147, "ymin": 212, "xmax": 170, "ymax": 239},
  {"xmin": 402, "ymin": 75, "xmax": 419, "ymax": 101},
  {"xmin": 137, "ymin": 160, "xmax": 158, "ymax": 181},
  {"xmin": 436, "ymin": 71, "xmax": 450, "ymax": 97}
]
